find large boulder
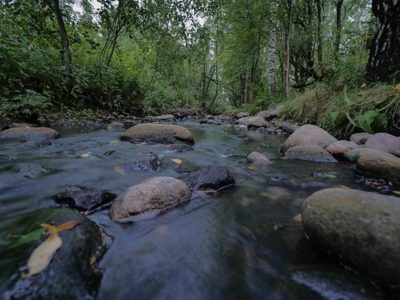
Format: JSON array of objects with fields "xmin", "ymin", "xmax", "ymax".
[
  {"xmin": 365, "ymin": 133, "xmax": 400, "ymax": 156},
  {"xmin": 257, "ymin": 104, "xmax": 283, "ymax": 120},
  {"xmin": 120, "ymin": 123, "xmax": 194, "ymax": 144},
  {"xmin": 183, "ymin": 166, "xmax": 235, "ymax": 190},
  {"xmin": 355, "ymin": 149, "xmax": 400, "ymax": 182},
  {"xmin": 238, "ymin": 116, "xmax": 267, "ymax": 128},
  {"xmin": 302, "ymin": 188, "xmax": 400, "ymax": 292},
  {"xmin": 247, "ymin": 151, "xmax": 271, "ymax": 165},
  {"xmin": 110, "ymin": 177, "xmax": 191, "ymax": 220},
  {"xmin": 285, "ymin": 145, "xmax": 337, "ymax": 163},
  {"xmin": 350, "ymin": 132, "xmax": 372, "ymax": 145},
  {"xmin": 2, "ymin": 208, "xmax": 104, "ymax": 299},
  {"xmin": 326, "ymin": 140, "xmax": 360, "ymax": 157},
  {"xmin": 0, "ymin": 127, "xmax": 59, "ymax": 140},
  {"xmin": 282, "ymin": 125, "xmax": 337, "ymax": 152}
]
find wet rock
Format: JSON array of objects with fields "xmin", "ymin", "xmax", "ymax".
[
  {"xmin": 54, "ymin": 186, "xmax": 117, "ymax": 212},
  {"xmin": 236, "ymin": 112, "xmax": 249, "ymax": 119},
  {"xmin": 365, "ymin": 133, "xmax": 400, "ymax": 156},
  {"xmin": 106, "ymin": 122, "xmax": 125, "ymax": 131},
  {"xmin": 291, "ymin": 266, "xmax": 383, "ymax": 300},
  {"xmin": 238, "ymin": 116, "xmax": 267, "ymax": 128},
  {"xmin": 150, "ymin": 114, "xmax": 175, "ymax": 121},
  {"xmin": 110, "ymin": 177, "xmax": 191, "ymax": 220},
  {"xmin": 114, "ymin": 157, "xmax": 159, "ymax": 174},
  {"xmin": 302, "ymin": 188, "xmax": 400, "ymax": 292},
  {"xmin": 353, "ymin": 148, "xmax": 400, "ymax": 182},
  {"xmin": 263, "ymin": 186, "xmax": 292, "ymax": 204},
  {"xmin": 3, "ymin": 208, "xmax": 104, "ymax": 300},
  {"xmin": 285, "ymin": 145, "xmax": 337, "ymax": 163},
  {"xmin": 183, "ymin": 166, "xmax": 235, "ymax": 190},
  {"xmin": 0, "ymin": 127, "xmax": 59, "ymax": 140},
  {"xmin": 205, "ymin": 114, "xmax": 214, "ymax": 119},
  {"xmin": 257, "ymin": 104, "xmax": 283, "ymax": 120},
  {"xmin": 160, "ymin": 157, "xmax": 200, "ymax": 173},
  {"xmin": 120, "ymin": 123, "xmax": 194, "ymax": 144},
  {"xmin": 326, "ymin": 140, "xmax": 360, "ymax": 156},
  {"xmin": 246, "ymin": 151, "xmax": 271, "ymax": 165},
  {"xmin": 282, "ymin": 125, "xmax": 337, "ymax": 153},
  {"xmin": 162, "ymin": 143, "xmax": 194, "ymax": 153},
  {"xmin": 350, "ymin": 132, "xmax": 372, "ymax": 145}
]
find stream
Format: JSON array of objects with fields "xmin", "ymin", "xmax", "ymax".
[{"xmin": 0, "ymin": 121, "xmax": 384, "ymax": 299}]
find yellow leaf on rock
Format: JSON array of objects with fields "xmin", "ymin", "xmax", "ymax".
[
  {"xmin": 22, "ymin": 221, "xmax": 81, "ymax": 278},
  {"xmin": 171, "ymin": 158, "xmax": 183, "ymax": 164}
]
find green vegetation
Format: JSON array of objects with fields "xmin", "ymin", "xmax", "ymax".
[{"xmin": 0, "ymin": 0, "xmax": 399, "ymax": 135}]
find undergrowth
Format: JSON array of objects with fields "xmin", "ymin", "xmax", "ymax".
[{"xmin": 282, "ymin": 84, "xmax": 400, "ymax": 138}]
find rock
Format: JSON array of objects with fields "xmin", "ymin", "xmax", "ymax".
[
  {"xmin": 3, "ymin": 208, "xmax": 104, "ymax": 299},
  {"xmin": 150, "ymin": 114, "xmax": 175, "ymax": 121},
  {"xmin": 285, "ymin": 145, "xmax": 337, "ymax": 162},
  {"xmin": 351, "ymin": 148, "xmax": 400, "ymax": 182},
  {"xmin": 275, "ymin": 121, "xmax": 299, "ymax": 134},
  {"xmin": 247, "ymin": 151, "xmax": 271, "ymax": 165},
  {"xmin": 350, "ymin": 132, "xmax": 372, "ymax": 145},
  {"xmin": 120, "ymin": 123, "xmax": 194, "ymax": 144},
  {"xmin": 326, "ymin": 140, "xmax": 360, "ymax": 156},
  {"xmin": 183, "ymin": 166, "xmax": 235, "ymax": 191},
  {"xmin": 107, "ymin": 122, "xmax": 124, "ymax": 131},
  {"xmin": 282, "ymin": 125, "xmax": 337, "ymax": 152},
  {"xmin": 238, "ymin": 116, "xmax": 267, "ymax": 128},
  {"xmin": 110, "ymin": 177, "xmax": 191, "ymax": 220},
  {"xmin": 160, "ymin": 157, "xmax": 200, "ymax": 173},
  {"xmin": 257, "ymin": 104, "xmax": 283, "ymax": 120},
  {"xmin": 302, "ymin": 188, "xmax": 400, "ymax": 291},
  {"xmin": 162, "ymin": 143, "xmax": 194, "ymax": 153},
  {"xmin": 54, "ymin": 186, "xmax": 117, "ymax": 212},
  {"xmin": 236, "ymin": 112, "xmax": 249, "ymax": 118},
  {"xmin": 0, "ymin": 127, "xmax": 59, "ymax": 140},
  {"xmin": 365, "ymin": 133, "xmax": 400, "ymax": 156},
  {"xmin": 114, "ymin": 157, "xmax": 159, "ymax": 174},
  {"xmin": 205, "ymin": 114, "xmax": 214, "ymax": 119}
]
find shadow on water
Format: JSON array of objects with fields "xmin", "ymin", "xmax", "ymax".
[{"xmin": 0, "ymin": 121, "xmax": 385, "ymax": 299}]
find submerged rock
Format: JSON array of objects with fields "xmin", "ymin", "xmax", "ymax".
[
  {"xmin": 54, "ymin": 186, "xmax": 117, "ymax": 212},
  {"xmin": 0, "ymin": 127, "xmax": 59, "ymax": 140},
  {"xmin": 3, "ymin": 208, "xmax": 104, "ymax": 299},
  {"xmin": 120, "ymin": 123, "xmax": 194, "ymax": 144},
  {"xmin": 110, "ymin": 177, "xmax": 191, "ymax": 221},
  {"xmin": 114, "ymin": 156, "xmax": 159, "ymax": 174},
  {"xmin": 326, "ymin": 140, "xmax": 360, "ymax": 157},
  {"xmin": 302, "ymin": 188, "xmax": 400, "ymax": 292},
  {"xmin": 160, "ymin": 157, "xmax": 200, "ymax": 173},
  {"xmin": 285, "ymin": 145, "xmax": 337, "ymax": 163},
  {"xmin": 246, "ymin": 151, "xmax": 271, "ymax": 165},
  {"xmin": 282, "ymin": 125, "xmax": 337, "ymax": 153},
  {"xmin": 365, "ymin": 132, "xmax": 400, "ymax": 156},
  {"xmin": 183, "ymin": 166, "xmax": 235, "ymax": 190},
  {"xmin": 238, "ymin": 116, "xmax": 267, "ymax": 128},
  {"xmin": 350, "ymin": 132, "xmax": 372, "ymax": 145}
]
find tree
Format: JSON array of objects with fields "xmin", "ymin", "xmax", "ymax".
[{"xmin": 366, "ymin": 0, "xmax": 400, "ymax": 82}]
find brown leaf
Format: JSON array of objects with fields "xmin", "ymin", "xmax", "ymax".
[
  {"xmin": 57, "ymin": 220, "xmax": 81, "ymax": 232},
  {"xmin": 292, "ymin": 214, "xmax": 303, "ymax": 223},
  {"xmin": 171, "ymin": 158, "xmax": 183, "ymax": 164},
  {"xmin": 396, "ymin": 83, "xmax": 400, "ymax": 92},
  {"xmin": 22, "ymin": 224, "xmax": 62, "ymax": 278}
]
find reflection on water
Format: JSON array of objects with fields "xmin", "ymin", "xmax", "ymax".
[{"xmin": 0, "ymin": 122, "xmax": 383, "ymax": 299}]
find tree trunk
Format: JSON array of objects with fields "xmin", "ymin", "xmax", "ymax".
[
  {"xmin": 267, "ymin": 0, "xmax": 277, "ymax": 95},
  {"xmin": 334, "ymin": 0, "xmax": 343, "ymax": 57},
  {"xmin": 366, "ymin": 0, "xmax": 400, "ymax": 82},
  {"xmin": 52, "ymin": 0, "xmax": 72, "ymax": 91},
  {"xmin": 316, "ymin": 0, "xmax": 323, "ymax": 65},
  {"xmin": 283, "ymin": 0, "xmax": 293, "ymax": 99}
]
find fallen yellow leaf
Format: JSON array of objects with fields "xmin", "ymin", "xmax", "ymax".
[
  {"xmin": 396, "ymin": 83, "xmax": 400, "ymax": 92},
  {"xmin": 246, "ymin": 165, "xmax": 257, "ymax": 171},
  {"xmin": 22, "ymin": 221, "xmax": 81, "ymax": 278},
  {"xmin": 171, "ymin": 158, "xmax": 183, "ymax": 164}
]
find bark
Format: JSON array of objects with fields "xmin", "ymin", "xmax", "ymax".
[
  {"xmin": 334, "ymin": 0, "xmax": 343, "ymax": 57},
  {"xmin": 52, "ymin": 0, "xmax": 72, "ymax": 91},
  {"xmin": 366, "ymin": 0, "xmax": 400, "ymax": 82},
  {"xmin": 283, "ymin": 0, "xmax": 293, "ymax": 99},
  {"xmin": 316, "ymin": 0, "xmax": 323, "ymax": 65},
  {"xmin": 267, "ymin": 0, "xmax": 277, "ymax": 95}
]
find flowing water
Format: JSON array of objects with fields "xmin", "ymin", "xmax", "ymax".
[{"xmin": 0, "ymin": 121, "xmax": 385, "ymax": 299}]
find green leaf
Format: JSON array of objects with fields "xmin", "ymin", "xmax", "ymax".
[
  {"xmin": 9, "ymin": 228, "xmax": 45, "ymax": 249},
  {"xmin": 356, "ymin": 110, "xmax": 387, "ymax": 133}
]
